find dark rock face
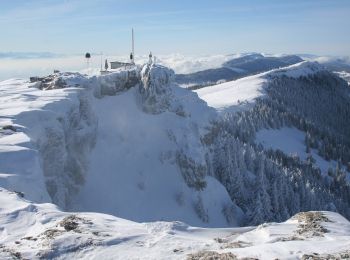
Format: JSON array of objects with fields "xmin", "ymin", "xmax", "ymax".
[{"xmin": 2, "ymin": 125, "xmax": 16, "ymax": 132}]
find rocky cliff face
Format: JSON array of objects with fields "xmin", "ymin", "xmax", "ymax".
[
  {"xmin": 12, "ymin": 64, "xmax": 239, "ymax": 227},
  {"xmin": 37, "ymin": 91, "xmax": 98, "ymax": 208}
]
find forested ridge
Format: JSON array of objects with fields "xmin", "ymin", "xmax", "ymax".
[{"xmin": 196, "ymin": 68, "xmax": 350, "ymax": 225}]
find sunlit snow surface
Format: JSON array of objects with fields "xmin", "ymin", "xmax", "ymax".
[
  {"xmin": 1, "ymin": 189, "xmax": 350, "ymax": 259},
  {"xmin": 195, "ymin": 74, "xmax": 266, "ymax": 112},
  {"xmin": 195, "ymin": 62, "xmax": 324, "ymax": 113}
]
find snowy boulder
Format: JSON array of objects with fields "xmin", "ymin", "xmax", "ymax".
[{"xmin": 140, "ymin": 63, "xmax": 175, "ymax": 114}]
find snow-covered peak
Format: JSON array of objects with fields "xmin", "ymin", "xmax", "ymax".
[{"xmin": 270, "ymin": 61, "xmax": 326, "ymax": 79}]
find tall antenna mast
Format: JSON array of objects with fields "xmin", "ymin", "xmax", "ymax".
[
  {"xmin": 132, "ymin": 28, "xmax": 135, "ymax": 64},
  {"xmin": 100, "ymin": 52, "xmax": 103, "ymax": 71}
]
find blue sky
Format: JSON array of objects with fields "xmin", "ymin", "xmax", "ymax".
[{"xmin": 0, "ymin": 0, "xmax": 349, "ymax": 56}]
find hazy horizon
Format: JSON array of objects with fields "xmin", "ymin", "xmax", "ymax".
[{"xmin": 0, "ymin": 52, "xmax": 349, "ymax": 81}]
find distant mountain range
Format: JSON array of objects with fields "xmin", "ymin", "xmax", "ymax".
[
  {"xmin": 175, "ymin": 53, "xmax": 350, "ymax": 89},
  {"xmin": 175, "ymin": 53, "xmax": 304, "ymax": 88}
]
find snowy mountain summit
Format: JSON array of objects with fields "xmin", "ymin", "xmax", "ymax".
[{"xmin": 1, "ymin": 60, "xmax": 350, "ymax": 259}]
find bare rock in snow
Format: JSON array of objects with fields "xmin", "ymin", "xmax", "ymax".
[
  {"xmin": 187, "ymin": 250, "xmax": 239, "ymax": 260},
  {"xmin": 293, "ymin": 211, "xmax": 330, "ymax": 238},
  {"xmin": 2, "ymin": 125, "xmax": 17, "ymax": 132},
  {"xmin": 30, "ymin": 72, "xmax": 87, "ymax": 90}
]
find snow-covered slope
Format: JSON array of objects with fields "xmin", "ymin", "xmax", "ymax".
[
  {"xmin": 195, "ymin": 61, "xmax": 323, "ymax": 113},
  {"xmin": 0, "ymin": 65, "xmax": 242, "ymax": 228},
  {"xmin": 256, "ymin": 127, "xmax": 350, "ymax": 179},
  {"xmin": 194, "ymin": 72, "xmax": 266, "ymax": 112},
  {"xmin": 1, "ymin": 188, "xmax": 349, "ymax": 259}
]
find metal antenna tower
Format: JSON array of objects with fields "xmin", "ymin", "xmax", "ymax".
[{"xmin": 131, "ymin": 28, "xmax": 135, "ymax": 64}]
